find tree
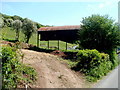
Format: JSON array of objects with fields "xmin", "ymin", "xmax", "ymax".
[
  {"xmin": 0, "ymin": 14, "xmax": 4, "ymax": 28},
  {"xmin": 78, "ymin": 15, "xmax": 120, "ymax": 52},
  {"xmin": 12, "ymin": 20, "xmax": 22, "ymax": 41},
  {"xmin": 22, "ymin": 18, "xmax": 37, "ymax": 43},
  {"xmin": 34, "ymin": 22, "xmax": 43, "ymax": 29},
  {"xmin": 12, "ymin": 15, "xmax": 23, "ymax": 21},
  {"xmin": 78, "ymin": 15, "xmax": 120, "ymax": 65},
  {"xmin": 5, "ymin": 19, "xmax": 13, "ymax": 27}
]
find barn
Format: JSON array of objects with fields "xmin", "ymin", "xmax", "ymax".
[{"xmin": 37, "ymin": 25, "xmax": 80, "ymax": 50}]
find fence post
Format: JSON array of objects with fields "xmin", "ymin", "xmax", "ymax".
[
  {"xmin": 48, "ymin": 40, "xmax": 49, "ymax": 49},
  {"xmin": 66, "ymin": 42, "xmax": 67, "ymax": 50},
  {"xmin": 58, "ymin": 40, "xmax": 59, "ymax": 50}
]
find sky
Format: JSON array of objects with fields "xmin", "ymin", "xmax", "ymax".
[{"xmin": 0, "ymin": 0, "xmax": 119, "ymax": 26}]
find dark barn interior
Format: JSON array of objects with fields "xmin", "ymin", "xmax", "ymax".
[{"xmin": 37, "ymin": 25, "xmax": 80, "ymax": 50}]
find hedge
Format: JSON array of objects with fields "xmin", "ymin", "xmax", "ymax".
[{"xmin": 73, "ymin": 49, "xmax": 112, "ymax": 82}]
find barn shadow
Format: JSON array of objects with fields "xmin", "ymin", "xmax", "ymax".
[{"xmin": 3, "ymin": 38, "xmax": 18, "ymax": 43}]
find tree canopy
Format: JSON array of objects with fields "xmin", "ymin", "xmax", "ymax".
[
  {"xmin": 78, "ymin": 14, "xmax": 120, "ymax": 52},
  {"xmin": 22, "ymin": 18, "xmax": 37, "ymax": 43},
  {"xmin": 12, "ymin": 20, "xmax": 22, "ymax": 41},
  {"xmin": 0, "ymin": 13, "xmax": 44, "ymax": 29}
]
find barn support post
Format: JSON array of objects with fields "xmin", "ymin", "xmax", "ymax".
[
  {"xmin": 66, "ymin": 42, "xmax": 67, "ymax": 50},
  {"xmin": 79, "ymin": 44, "xmax": 80, "ymax": 49},
  {"xmin": 37, "ymin": 33, "xmax": 39, "ymax": 47},
  {"xmin": 48, "ymin": 40, "xmax": 49, "ymax": 49},
  {"xmin": 39, "ymin": 35, "xmax": 40, "ymax": 47},
  {"xmin": 58, "ymin": 40, "xmax": 59, "ymax": 50}
]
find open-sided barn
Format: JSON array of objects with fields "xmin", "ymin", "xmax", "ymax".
[{"xmin": 37, "ymin": 25, "xmax": 80, "ymax": 49}]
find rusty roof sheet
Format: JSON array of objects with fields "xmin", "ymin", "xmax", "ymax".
[{"xmin": 38, "ymin": 25, "xmax": 80, "ymax": 31}]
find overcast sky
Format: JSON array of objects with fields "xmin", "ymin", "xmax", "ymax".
[{"xmin": 0, "ymin": 0, "xmax": 119, "ymax": 26}]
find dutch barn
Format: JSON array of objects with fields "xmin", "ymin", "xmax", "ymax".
[
  {"xmin": 37, "ymin": 25, "xmax": 81, "ymax": 49},
  {"xmin": 38, "ymin": 25, "xmax": 80, "ymax": 42}
]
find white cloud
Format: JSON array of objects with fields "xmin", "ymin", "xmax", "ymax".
[
  {"xmin": 99, "ymin": 3, "xmax": 104, "ymax": 8},
  {"xmin": 86, "ymin": 0, "xmax": 119, "ymax": 17},
  {"xmin": 98, "ymin": 0, "xmax": 119, "ymax": 9},
  {"xmin": 87, "ymin": 0, "xmax": 118, "ymax": 11},
  {"xmin": 98, "ymin": 1, "xmax": 112, "ymax": 9}
]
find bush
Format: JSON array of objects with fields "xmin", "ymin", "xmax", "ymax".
[
  {"xmin": 74, "ymin": 49, "xmax": 112, "ymax": 82},
  {"xmin": 106, "ymin": 50, "xmax": 119, "ymax": 69},
  {"xmin": 1, "ymin": 46, "xmax": 37, "ymax": 88}
]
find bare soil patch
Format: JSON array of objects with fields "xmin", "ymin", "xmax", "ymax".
[{"xmin": 21, "ymin": 49, "xmax": 86, "ymax": 88}]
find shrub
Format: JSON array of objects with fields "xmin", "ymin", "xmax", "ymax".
[
  {"xmin": 1, "ymin": 46, "xmax": 37, "ymax": 88},
  {"xmin": 106, "ymin": 50, "xmax": 119, "ymax": 69},
  {"xmin": 74, "ymin": 49, "xmax": 112, "ymax": 82}
]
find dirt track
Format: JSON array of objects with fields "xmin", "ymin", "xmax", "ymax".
[{"xmin": 21, "ymin": 49, "xmax": 86, "ymax": 88}]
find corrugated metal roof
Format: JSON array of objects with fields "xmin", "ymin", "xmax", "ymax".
[{"xmin": 38, "ymin": 25, "xmax": 80, "ymax": 31}]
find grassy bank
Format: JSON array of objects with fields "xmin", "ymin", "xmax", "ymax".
[{"xmin": 1, "ymin": 27, "xmax": 76, "ymax": 50}]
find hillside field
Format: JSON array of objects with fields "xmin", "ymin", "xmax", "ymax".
[{"xmin": 1, "ymin": 27, "xmax": 77, "ymax": 50}]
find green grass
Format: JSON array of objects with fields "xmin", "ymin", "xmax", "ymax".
[{"xmin": 1, "ymin": 27, "xmax": 77, "ymax": 50}]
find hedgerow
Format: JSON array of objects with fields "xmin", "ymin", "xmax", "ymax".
[
  {"xmin": 73, "ymin": 49, "xmax": 112, "ymax": 82},
  {"xmin": 1, "ymin": 46, "xmax": 37, "ymax": 88}
]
